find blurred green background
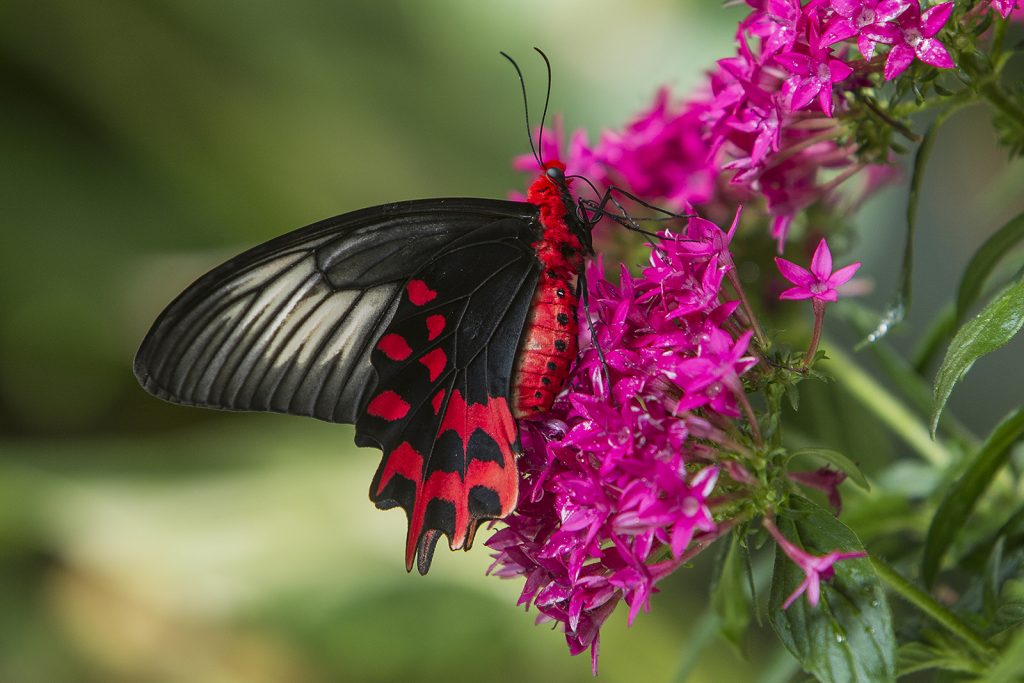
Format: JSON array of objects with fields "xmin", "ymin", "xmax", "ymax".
[{"xmin": 2, "ymin": 2, "xmax": 1022, "ymax": 682}]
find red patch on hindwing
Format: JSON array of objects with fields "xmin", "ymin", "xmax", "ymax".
[
  {"xmin": 419, "ymin": 348, "xmax": 447, "ymax": 382},
  {"xmin": 373, "ymin": 390, "xmax": 519, "ymax": 573},
  {"xmin": 376, "ymin": 333, "xmax": 412, "ymax": 361},
  {"xmin": 431, "ymin": 390, "xmax": 445, "ymax": 414},
  {"xmin": 366, "ymin": 391, "xmax": 410, "ymax": 421},
  {"xmin": 426, "ymin": 314, "xmax": 445, "ymax": 340},
  {"xmin": 406, "ymin": 279, "xmax": 437, "ymax": 306}
]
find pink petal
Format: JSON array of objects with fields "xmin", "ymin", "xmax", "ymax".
[
  {"xmin": 876, "ymin": 0, "xmax": 913, "ymax": 22},
  {"xmin": 791, "ymin": 78, "xmax": 823, "ymax": 111},
  {"xmin": 775, "ymin": 257, "xmax": 816, "ymax": 286},
  {"xmin": 772, "ymin": 214, "xmax": 794, "ymax": 252},
  {"xmin": 782, "ymin": 576, "xmax": 810, "ymax": 608},
  {"xmin": 826, "ymin": 261, "xmax": 862, "ymax": 288},
  {"xmin": 818, "ymin": 87, "xmax": 835, "ymax": 118},
  {"xmin": 884, "ymin": 43, "xmax": 915, "ymax": 80},
  {"xmin": 805, "ymin": 574, "xmax": 822, "ymax": 606},
  {"xmin": 819, "ymin": 17, "xmax": 858, "ymax": 47},
  {"xmin": 779, "ymin": 286, "xmax": 816, "ymax": 300},
  {"xmin": 862, "ymin": 23, "xmax": 901, "ymax": 44},
  {"xmin": 725, "ymin": 206, "xmax": 743, "ymax": 242},
  {"xmin": 916, "ymin": 39, "xmax": 954, "ymax": 69},
  {"xmin": 920, "ymin": 1, "xmax": 954, "ymax": 37},
  {"xmin": 775, "ymin": 52, "xmax": 812, "ymax": 75},
  {"xmin": 858, "ymin": 34, "xmax": 878, "ymax": 59},
  {"xmin": 829, "ymin": 58, "xmax": 854, "ymax": 82},
  {"xmin": 830, "ymin": 0, "xmax": 860, "ymax": 18},
  {"xmin": 814, "ymin": 289, "xmax": 840, "ymax": 303},
  {"xmin": 810, "ymin": 238, "xmax": 834, "ymax": 281}
]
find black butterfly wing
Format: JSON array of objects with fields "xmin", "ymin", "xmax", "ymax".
[
  {"xmin": 134, "ymin": 198, "xmax": 545, "ymax": 573},
  {"xmin": 354, "ymin": 218, "xmax": 542, "ymax": 573},
  {"xmin": 134, "ymin": 198, "xmax": 538, "ymax": 425}
]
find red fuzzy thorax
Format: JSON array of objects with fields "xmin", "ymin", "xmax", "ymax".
[{"xmin": 511, "ymin": 171, "xmax": 584, "ymax": 418}]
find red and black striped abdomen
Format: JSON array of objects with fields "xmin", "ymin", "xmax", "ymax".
[{"xmin": 511, "ymin": 273, "xmax": 578, "ymax": 417}]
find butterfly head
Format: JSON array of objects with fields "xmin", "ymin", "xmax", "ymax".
[{"xmin": 527, "ymin": 160, "xmax": 594, "ymax": 255}]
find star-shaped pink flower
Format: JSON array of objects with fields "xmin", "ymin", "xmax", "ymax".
[
  {"xmin": 775, "ymin": 35, "xmax": 854, "ymax": 117},
  {"xmin": 819, "ymin": 0, "xmax": 913, "ymax": 58},
  {"xmin": 763, "ymin": 516, "xmax": 867, "ymax": 608},
  {"xmin": 774, "ymin": 238, "xmax": 861, "ymax": 302},
  {"xmin": 862, "ymin": 0, "xmax": 955, "ymax": 80}
]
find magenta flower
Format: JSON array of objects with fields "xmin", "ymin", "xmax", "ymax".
[
  {"xmin": 775, "ymin": 35, "xmax": 854, "ymax": 117},
  {"xmin": 763, "ymin": 515, "xmax": 867, "ymax": 608},
  {"xmin": 988, "ymin": 0, "xmax": 1022, "ymax": 18},
  {"xmin": 819, "ymin": 0, "xmax": 913, "ymax": 58},
  {"xmin": 775, "ymin": 238, "xmax": 861, "ymax": 302},
  {"xmin": 789, "ymin": 468, "xmax": 848, "ymax": 515},
  {"xmin": 595, "ymin": 88, "xmax": 717, "ymax": 209},
  {"xmin": 862, "ymin": 1, "xmax": 955, "ymax": 80},
  {"xmin": 743, "ymin": 0, "xmax": 808, "ymax": 61}
]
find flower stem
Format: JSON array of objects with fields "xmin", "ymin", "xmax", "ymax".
[
  {"xmin": 859, "ymin": 97, "xmax": 922, "ymax": 142},
  {"xmin": 980, "ymin": 81, "xmax": 1024, "ymax": 135},
  {"xmin": 870, "ymin": 556, "xmax": 997, "ymax": 662},
  {"xmin": 800, "ymin": 300, "xmax": 825, "ymax": 368},
  {"xmin": 735, "ymin": 388, "xmax": 763, "ymax": 448},
  {"xmin": 823, "ymin": 343, "xmax": 952, "ymax": 468}
]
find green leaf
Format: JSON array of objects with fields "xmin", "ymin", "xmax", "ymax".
[
  {"xmin": 896, "ymin": 642, "xmax": 987, "ymax": 676},
  {"xmin": 860, "ymin": 115, "xmax": 948, "ymax": 346},
  {"xmin": 982, "ymin": 625, "xmax": 1024, "ymax": 683},
  {"xmin": 992, "ymin": 577, "xmax": 1024, "ymax": 635},
  {"xmin": 930, "ymin": 277, "xmax": 1024, "ymax": 435},
  {"xmin": 956, "ymin": 211, "xmax": 1024, "ymax": 326},
  {"xmin": 769, "ymin": 496, "xmax": 896, "ymax": 683},
  {"xmin": 787, "ymin": 448, "xmax": 870, "ymax": 491},
  {"xmin": 922, "ymin": 407, "xmax": 1024, "ymax": 587},
  {"xmin": 712, "ymin": 533, "xmax": 752, "ymax": 652}
]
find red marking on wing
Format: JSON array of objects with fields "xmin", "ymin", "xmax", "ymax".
[
  {"xmin": 426, "ymin": 314, "xmax": 445, "ymax": 341},
  {"xmin": 376, "ymin": 333, "xmax": 412, "ymax": 361},
  {"xmin": 366, "ymin": 391, "xmax": 410, "ymax": 421},
  {"xmin": 431, "ymin": 389, "xmax": 445, "ymax": 415},
  {"xmin": 374, "ymin": 390, "xmax": 519, "ymax": 572},
  {"xmin": 419, "ymin": 348, "xmax": 447, "ymax": 382},
  {"xmin": 406, "ymin": 279, "xmax": 437, "ymax": 306}
]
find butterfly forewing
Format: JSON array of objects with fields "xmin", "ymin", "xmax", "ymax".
[{"xmin": 134, "ymin": 199, "xmax": 538, "ymax": 425}]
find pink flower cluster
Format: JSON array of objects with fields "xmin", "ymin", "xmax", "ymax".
[
  {"xmin": 487, "ymin": 213, "xmax": 757, "ymax": 672},
  {"xmin": 517, "ymin": 1, "xmax": 963, "ymax": 251},
  {"xmin": 705, "ymin": 0, "xmax": 954, "ymax": 245},
  {"xmin": 513, "ymin": 96, "xmax": 715, "ymax": 213}
]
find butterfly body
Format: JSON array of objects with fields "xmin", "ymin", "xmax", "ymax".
[{"xmin": 135, "ymin": 165, "xmax": 591, "ymax": 574}]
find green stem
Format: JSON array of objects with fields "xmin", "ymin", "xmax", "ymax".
[
  {"xmin": 980, "ymin": 81, "xmax": 1024, "ymax": 132},
  {"xmin": 870, "ymin": 556, "xmax": 997, "ymax": 662},
  {"xmin": 890, "ymin": 91, "xmax": 974, "ymax": 120},
  {"xmin": 992, "ymin": 13, "xmax": 1008, "ymax": 60},
  {"xmin": 824, "ymin": 344, "xmax": 952, "ymax": 468}
]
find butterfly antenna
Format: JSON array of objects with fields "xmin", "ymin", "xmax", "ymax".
[
  {"xmin": 533, "ymin": 47, "xmax": 553, "ymax": 168},
  {"xmin": 500, "ymin": 51, "xmax": 542, "ymax": 169}
]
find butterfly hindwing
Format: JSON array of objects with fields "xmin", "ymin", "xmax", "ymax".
[
  {"xmin": 356, "ymin": 219, "xmax": 543, "ymax": 573},
  {"xmin": 134, "ymin": 199, "xmax": 538, "ymax": 426}
]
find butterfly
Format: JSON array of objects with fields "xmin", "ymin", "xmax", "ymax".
[{"xmin": 133, "ymin": 149, "xmax": 597, "ymax": 573}]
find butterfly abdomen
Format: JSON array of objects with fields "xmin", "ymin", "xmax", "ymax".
[{"xmin": 512, "ymin": 168, "xmax": 585, "ymax": 417}]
